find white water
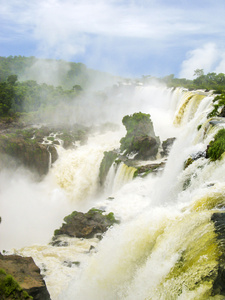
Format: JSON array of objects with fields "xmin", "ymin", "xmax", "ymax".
[{"xmin": 1, "ymin": 85, "xmax": 225, "ymax": 299}]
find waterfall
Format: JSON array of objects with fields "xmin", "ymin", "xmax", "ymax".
[
  {"xmin": 2, "ymin": 85, "xmax": 225, "ymax": 299},
  {"xmin": 104, "ymin": 163, "xmax": 137, "ymax": 195},
  {"xmin": 59, "ymin": 88, "xmax": 225, "ymax": 300}
]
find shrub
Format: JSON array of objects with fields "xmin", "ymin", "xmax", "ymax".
[{"xmin": 206, "ymin": 129, "xmax": 225, "ymax": 161}]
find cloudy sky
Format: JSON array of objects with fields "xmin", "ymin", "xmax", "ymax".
[{"xmin": 1, "ymin": 0, "xmax": 225, "ymax": 78}]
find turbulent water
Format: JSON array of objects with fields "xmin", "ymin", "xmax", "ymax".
[{"xmin": 1, "ymin": 84, "xmax": 225, "ymax": 299}]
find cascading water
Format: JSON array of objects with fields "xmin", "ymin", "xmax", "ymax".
[{"xmin": 1, "ymin": 85, "xmax": 225, "ymax": 299}]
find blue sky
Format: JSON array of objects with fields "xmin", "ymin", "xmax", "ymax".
[{"xmin": 1, "ymin": 0, "xmax": 225, "ymax": 78}]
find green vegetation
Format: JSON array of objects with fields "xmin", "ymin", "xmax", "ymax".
[
  {"xmin": 208, "ymin": 93, "xmax": 225, "ymax": 118},
  {"xmin": 206, "ymin": 129, "xmax": 225, "ymax": 161},
  {"xmin": 1, "ymin": 56, "xmax": 225, "ymax": 123},
  {"xmin": 140, "ymin": 69, "xmax": 225, "ymax": 94},
  {"xmin": 63, "ymin": 211, "xmax": 78, "ymax": 224},
  {"xmin": 0, "ymin": 75, "xmax": 81, "ymax": 117},
  {"xmin": 119, "ymin": 112, "xmax": 160, "ymax": 160},
  {"xmin": 0, "ymin": 269, "xmax": 32, "ymax": 299},
  {"xmin": 0, "ymin": 55, "xmax": 109, "ymax": 88},
  {"xmin": 120, "ymin": 112, "xmax": 156, "ymax": 154},
  {"xmin": 0, "ymin": 55, "xmax": 119, "ymax": 119},
  {"xmin": 159, "ymin": 70, "xmax": 225, "ymax": 92}
]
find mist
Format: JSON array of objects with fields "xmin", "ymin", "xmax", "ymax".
[{"xmin": 0, "ymin": 166, "xmax": 72, "ymax": 250}]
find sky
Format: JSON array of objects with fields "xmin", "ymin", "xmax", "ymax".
[{"xmin": 1, "ymin": 0, "xmax": 225, "ymax": 79}]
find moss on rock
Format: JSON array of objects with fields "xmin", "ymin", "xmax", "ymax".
[
  {"xmin": 53, "ymin": 208, "xmax": 119, "ymax": 239},
  {"xmin": 0, "ymin": 268, "xmax": 33, "ymax": 299},
  {"xmin": 120, "ymin": 112, "xmax": 160, "ymax": 159}
]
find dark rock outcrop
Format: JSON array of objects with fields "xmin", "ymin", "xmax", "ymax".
[
  {"xmin": 0, "ymin": 253, "xmax": 51, "ymax": 300},
  {"xmin": 53, "ymin": 208, "xmax": 119, "ymax": 240},
  {"xmin": 120, "ymin": 112, "xmax": 160, "ymax": 160},
  {"xmin": 211, "ymin": 213, "xmax": 225, "ymax": 296},
  {"xmin": 134, "ymin": 161, "xmax": 166, "ymax": 177},
  {"xmin": 0, "ymin": 123, "xmax": 89, "ymax": 177},
  {"xmin": 184, "ymin": 151, "xmax": 206, "ymax": 169},
  {"xmin": 161, "ymin": 137, "xmax": 176, "ymax": 157},
  {"xmin": 0, "ymin": 135, "xmax": 52, "ymax": 176},
  {"xmin": 132, "ymin": 135, "xmax": 159, "ymax": 160},
  {"xmin": 99, "ymin": 150, "xmax": 118, "ymax": 185}
]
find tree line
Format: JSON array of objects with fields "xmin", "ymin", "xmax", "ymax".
[
  {"xmin": 1, "ymin": 56, "xmax": 225, "ymax": 118},
  {"xmin": 159, "ymin": 69, "xmax": 225, "ymax": 93},
  {"xmin": 0, "ymin": 74, "xmax": 83, "ymax": 116}
]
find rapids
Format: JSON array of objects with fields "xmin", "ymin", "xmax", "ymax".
[{"xmin": 1, "ymin": 85, "xmax": 225, "ymax": 299}]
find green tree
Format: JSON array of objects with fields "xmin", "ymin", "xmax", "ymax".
[
  {"xmin": 7, "ymin": 74, "xmax": 18, "ymax": 85},
  {"xmin": 194, "ymin": 69, "xmax": 204, "ymax": 77}
]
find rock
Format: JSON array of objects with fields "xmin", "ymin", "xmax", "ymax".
[
  {"xmin": 184, "ymin": 151, "xmax": 206, "ymax": 169},
  {"xmin": 0, "ymin": 123, "xmax": 89, "ymax": 177},
  {"xmin": 48, "ymin": 145, "xmax": 58, "ymax": 165},
  {"xmin": 0, "ymin": 135, "xmax": 51, "ymax": 176},
  {"xmin": 53, "ymin": 208, "xmax": 119, "ymax": 239},
  {"xmin": 120, "ymin": 112, "xmax": 160, "ymax": 159},
  {"xmin": 0, "ymin": 253, "xmax": 51, "ymax": 300},
  {"xmin": 134, "ymin": 161, "xmax": 166, "ymax": 177},
  {"xmin": 211, "ymin": 213, "xmax": 225, "ymax": 296},
  {"xmin": 132, "ymin": 135, "xmax": 159, "ymax": 160},
  {"xmin": 99, "ymin": 150, "xmax": 118, "ymax": 185},
  {"xmin": 0, "ymin": 269, "xmax": 32, "ymax": 299},
  {"xmin": 161, "ymin": 137, "xmax": 176, "ymax": 157}
]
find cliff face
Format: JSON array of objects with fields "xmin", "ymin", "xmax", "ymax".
[
  {"xmin": 0, "ymin": 253, "xmax": 51, "ymax": 300},
  {"xmin": 0, "ymin": 123, "xmax": 88, "ymax": 177},
  {"xmin": 0, "ymin": 135, "xmax": 54, "ymax": 176}
]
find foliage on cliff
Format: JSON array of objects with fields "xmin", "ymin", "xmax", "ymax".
[
  {"xmin": 120, "ymin": 112, "xmax": 160, "ymax": 159},
  {"xmin": 206, "ymin": 129, "xmax": 225, "ymax": 161},
  {"xmin": 120, "ymin": 112, "xmax": 154, "ymax": 151},
  {"xmin": 0, "ymin": 269, "xmax": 32, "ymax": 299}
]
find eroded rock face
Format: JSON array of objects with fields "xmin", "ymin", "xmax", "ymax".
[
  {"xmin": 161, "ymin": 137, "xmax": 176, "ymax": 157},
  {"xmin": 0, "ymin": 253, "xmax": 51, "ymax": 300},
  {"xmin": 134, "ymin": 161, "xmax": 166, "ymax": 177},
  {"xmin": 132, "ymin": 135, "xmax": 159, "ymax": 160},
  {"xmin": 53, "ymin": 208, "xmax": 119, "ymax": 240},
  {"xmin": 211, "ymin": 213, "xmax": 225, "ymax": 296},
  {"xmin": 0, "ymin": 136, "xmax": 52, "ymax": 176},
  {"xmin": 120, "ymin": 112, "xmax": 160, "ymax": 160},
  {"xmin": 0, "ymin": 123, "xmax": 89, "ymax": 177}
]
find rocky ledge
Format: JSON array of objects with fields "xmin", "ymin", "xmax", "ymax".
[
  {"xmin": 52, "ymin": 208, "xmax": 119, "ymax": 242},
  {"xmin": 0, "ymin": 123, "xmax": 88, "ymax": 177},
  {"xmin": 0, "ymin": 253, "xmax": 51, "ymax": 300}
]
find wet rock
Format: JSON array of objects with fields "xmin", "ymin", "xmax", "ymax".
[
  {"xmin": 62, "ymin": 260, "xmax": 80, "ymax": 268},
  {"xmin": 53, "ymin": 208, "xmax": 119, "ymax": 239},
  {"xmin": 0, "ymin": 135, "xmax": 51, "ymax": 176},
  {"xmin": 0, "ymin": 253, "xmax": 51, "ymax": 300},
  {"xmin": 0, "ymin": 123, "xmax": 89, "ymax": 177},
  {"xmin": 132, "ymin": 135, "xmax": 159, "ymax": 160},
  {"xmin": 48, "ymin": 145, "xmax": 58, "ymax": 164},
  {"xmin": 184, "ymin": 151, "xmax": 206, "ymax": 169},
  {"xmin": 211, "ymin": 213, "xmax": 225, "ymax": 296},
  {"xmin": 120, "ymin": 112, "xmax": 160, "ymax": 160},
  {"xmin": 99, "ymin": 150, "xmax": 118, "ymax": 185},
  {"xmin": 161, "ymin": 137, "xmax": 176, "ymax": 157},
  {"xmin": 134, "ymin": 161, "xmax": 166, "ymax": 177}
]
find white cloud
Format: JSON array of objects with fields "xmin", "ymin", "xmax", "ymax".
[
  {"xmin": 1, "ymin": 0, "xmax": 225, "ymax": 76},
  {"xmin": 1, "ymin": 0, "xmax": 221, "ymax": 59},
  {"xmin": 179, "ymin": 43, "xmax": 221, "ymax": 79}
]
